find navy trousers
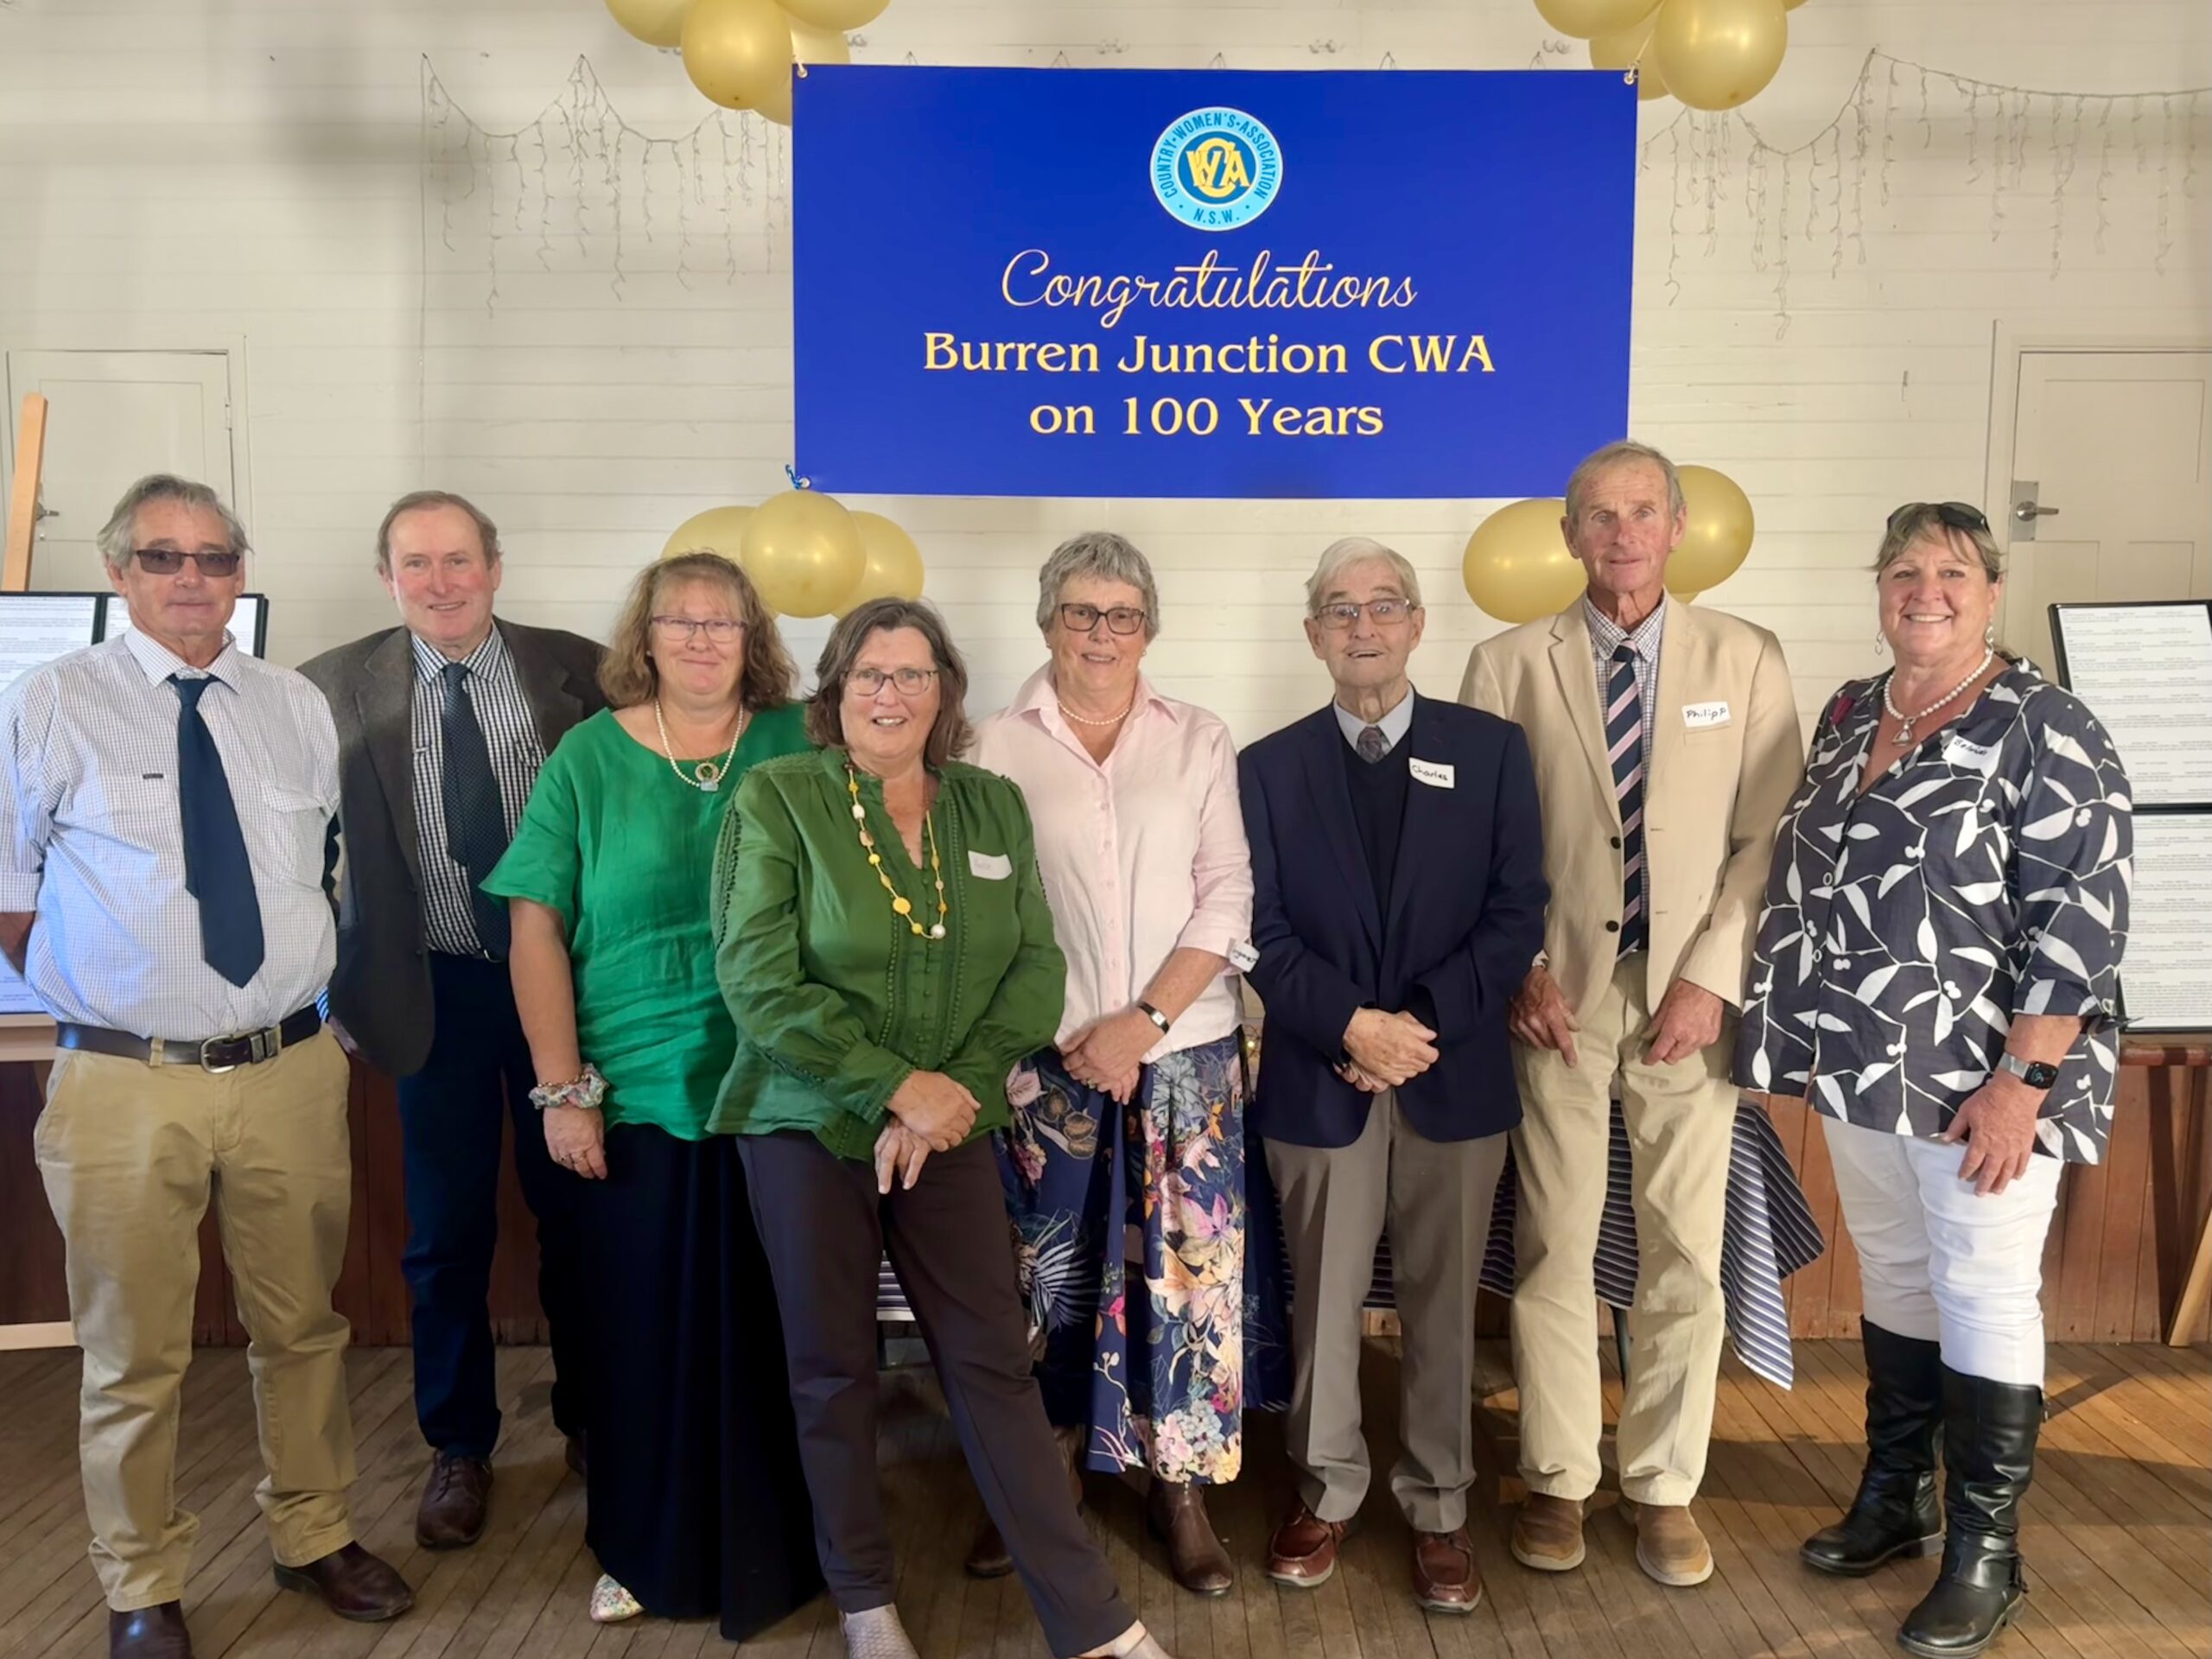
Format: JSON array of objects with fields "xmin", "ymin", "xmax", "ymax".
[{"xmin": 397, "ymin": 952, "xmax": 588, "ymax": 1459}]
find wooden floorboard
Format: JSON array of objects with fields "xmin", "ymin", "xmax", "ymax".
[{"xmin": 0, "ymin": 1342, "xmax": 2205, "ymax": 1659}]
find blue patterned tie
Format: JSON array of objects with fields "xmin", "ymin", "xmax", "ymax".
[
  {"xmin": 440, "ymin": 661, "xmax": 512, "ymax": 957},
  {"xmin": 1605, "ymin": 643, "xmax": 1648, "ymax": 954},
  {"xmin": 172, "ymin": 675, "xmax": 266, "ymax": 988}
]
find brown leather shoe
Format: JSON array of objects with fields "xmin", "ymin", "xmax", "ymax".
[
  {"xmin": 1266, "ymin": 1497, "xmax": 1351, "ymax": 1588},
  {"xmin": 1510, "ymin": 1493, "xmax": 1586, "ymax": 1572},
  {"xmin": 1412, "ymin": 1529, "xmax": 1483, "ymax": 1614},
  {"xmin": 415, "ymin": 1452, "xmax": 493, "ymax": 1549},
  {"xmin": 1147, "ymin": 1481, "xmax": 1233, "ymax": 1597},
  {"xmin": 272, "ymin": 1542, "xmax": 415, "ymax": 1621},
  {"xmin": 1629, "ymin": 1501, "xmax": 1713, "ymax": 1587},
  {"xmin": 110, "ymin": 1603, "xmax": 192, "ymax": 1659}
]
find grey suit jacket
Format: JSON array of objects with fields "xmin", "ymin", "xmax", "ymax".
[{"xmin": 299, "ymin": 618, "xmax": 607, "ymax": 1077}]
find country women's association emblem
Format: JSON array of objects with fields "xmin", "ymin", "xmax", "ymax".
[{"xmin": 1150, "ymin": 106, "xmax": 1283, "ymax": 232}]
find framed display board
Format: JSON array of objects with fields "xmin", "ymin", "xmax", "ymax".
[
  {"xmin": 96, "ymin": 592, "xmax": 268, "ymax": 658},
  {"xmin": 0, "ymin": 594, "xmax": 103, "ymax": 1014}
]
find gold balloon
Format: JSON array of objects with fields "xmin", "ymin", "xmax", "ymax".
[
  {"xmin": 1784, "ymin": 0, "xmax": 1809, "ymax": 8},
  {"xmin": 605, "ymin": 0, "xmax": 691, "ymax": 48},
  {"xmin": 1651, "ymin": 0, "xmax": 1788, "ymax": 111},
  {"xmin": 835, "ymin": 512, "xmax": 925, "ymax": 615},
  {"xmin": 1534, "ymin": 0, "xmax": 1659, "ymax": 40},
  {"xmin": 1463, "ymin": 498, "xmax": 1586, "ymax": 626},
  {"xmin": 779, "ymin": 0, "xmax": 889, "ymax": 29},
  {"xmin": 682, "ymin": 0, "xmax": 794, "ymax": 122},
  {"xmin": 1588, "ymin": 10, "xmax": 1670, "ymax": 100},
  {"xmin": 1666, "ymin": 465, "xmax": 1756, "ymax": 596},
  {"xmin": 789, "ymin": 17, "xmax": 851, "ymax": 64},
  {"xmin": 661, "ymin": 505, "xmax": 753, "ymax": 564},
  {"xmin": 741, "ymin": 489, "xmax": 865, "ymax": 617}
]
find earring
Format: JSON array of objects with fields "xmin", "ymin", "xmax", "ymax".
[
  {"xmin": 1985, "ymin": 623, "xmax": 1997, "ymax": 648},
  {"xmin": 1873, "ymin": 630, "xmax": 1888, "ymax": 658}
]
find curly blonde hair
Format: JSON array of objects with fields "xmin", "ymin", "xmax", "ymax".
[{"xmin": 599, "ymin": 552, "xmax": 799, "ymax": 711}]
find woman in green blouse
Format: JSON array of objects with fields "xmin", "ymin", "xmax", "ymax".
[
  {"xmin": 712, "ymin": 597, "xmax": 1173, "ymax": 1659},
  {"xmin": 484, "ymin": 552, "xmax": 820, "ymax": 1635}
]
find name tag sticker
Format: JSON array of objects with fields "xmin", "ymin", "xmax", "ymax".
[
  {"xmin": 1408, "ymin": 758, "xmax": 1456, "ymax": 789},
  {"xmin": 1682, "ymin": 700, "xmax": 1732, "ymax": 730},
  {"xmin": 969, "ymin": 849, "xmax": 1013, "ymax": 880},
  {"xmin": 1229, "ymin": 940, "xmax": 1260, "ymax": 972},
  {"xmin": 1944, "ymin": 734, "xmax": 1999, "ymax": 772}
]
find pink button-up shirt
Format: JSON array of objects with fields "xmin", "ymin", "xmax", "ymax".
[{"xmin": 972, "ymin": 665, "xmax": 1254, "ymax": 1059}]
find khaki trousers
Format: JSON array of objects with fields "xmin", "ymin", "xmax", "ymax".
[
  {"xmin": 34, "ymin": 1030, "xmax": 358, "ymax": 1611},
  {"xmin": 1266, "ymin": 1095, "xmax": 1509, "ymax": 1533},
  {"xmin": 1510, "ymin": 956, "xmax": 1735, "ymax": 1508}
]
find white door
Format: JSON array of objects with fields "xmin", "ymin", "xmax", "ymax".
[
  {"xmin": 1999, "ymin": 349, "xmax": 2212, "ymax": 675},
  {"xmin": 3, "ymin": 350, "xmax": 237, "ymax": 594}
]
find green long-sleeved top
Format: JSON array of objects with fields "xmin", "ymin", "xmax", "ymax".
[{"xmin": 707, "ymin": 746, "xmax": 1066, "ymax": 1161}]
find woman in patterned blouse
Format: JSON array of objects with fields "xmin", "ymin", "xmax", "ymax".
[{"xmin": 1735, "ymin": 503, "xmax": 2130, "ymax": 1659}]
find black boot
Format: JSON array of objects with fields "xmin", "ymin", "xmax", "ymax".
[
  {"xmin": 1802, "ymin": 1320, "xmax": 1945, "ymax": 1576},
  {"xmin": 1896, "ymin": 1366, "xmax": 2042, "ymax": 1659}
]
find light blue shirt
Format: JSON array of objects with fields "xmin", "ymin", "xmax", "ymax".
[{"xmin": 1331, "ymin": 687, "xmax": 1417, "ymax": 756}]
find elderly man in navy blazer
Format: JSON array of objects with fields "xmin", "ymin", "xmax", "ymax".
[{"xmin": 1240, "ymin": 537, "xmax": 1548, "ymax": 1616}]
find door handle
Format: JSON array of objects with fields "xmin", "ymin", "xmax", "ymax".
[{"xmin": 2012, "ymin": 502, "xmax": 2059, "ymax": 522}]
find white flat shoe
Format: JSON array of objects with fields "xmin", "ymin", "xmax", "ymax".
[
  {"xmin": 842, "ymin": 1605, "xmax": 921, "ymax": 1659},
  {"xmin": 589, "ymin": 1573, "xmax": 643, "ymax": 1624}
]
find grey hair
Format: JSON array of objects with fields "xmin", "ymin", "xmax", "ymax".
[
  {"xmin": 375, "ymin": 489, "xmax": 502, "ymax": 575},
  {"xmin": 1564, "ymin": 439, "xmax": 1686, "ymax": 525},
  {"xmin": 1304, "ymin": 536, "xmax": 1424, "ymax": 616},
  {"xmin": 1874, "ymin": 505, "xmax": 2004, "ymax": 584},
  {"xmin": 1034, "ymin": 530, "xmax": 1162, "ymax": 642},
  {"xmin": 95, "ymin": 474, "xmax": 250, "ymax": 575}
]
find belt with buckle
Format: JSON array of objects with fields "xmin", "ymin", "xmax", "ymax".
[{"xmin": 56, "ymin": 1006, "xmax": 324, "ymax": 1072}]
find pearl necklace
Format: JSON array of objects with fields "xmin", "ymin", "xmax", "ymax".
[
  {"xmin": 1882, "ymin": 647, "xmax": 1993, "ymax": 747},
  {"xmin": 1057, "ymin": 695, "xmax": 1135, "ymax": 728},
  {"xmin": 653, "ymin": 699, "xmax": 746, "ymax": 791},
  {"xmin": 847, "ymin": 762, "xmax": 948, "ymax": 939}
]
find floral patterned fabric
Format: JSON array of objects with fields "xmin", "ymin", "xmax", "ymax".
[
  {"xmin": 996, "ymin": 1033, "xmax": 1290, "ymax": 1483},
  {"xmin": 1733, "ymin": 660, "xmax": 2132, "ymax": 1163}
]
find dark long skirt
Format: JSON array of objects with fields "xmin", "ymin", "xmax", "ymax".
[{"xmin": 576, "ymin": 1122, "xmax": 823, "ymax": 1638}]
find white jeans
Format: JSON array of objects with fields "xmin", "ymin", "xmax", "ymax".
[{"xmin": 1822, "ymin": 1117, "xmax": 2065, "ymax": 1387}]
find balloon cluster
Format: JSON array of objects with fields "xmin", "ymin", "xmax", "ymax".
[
  {"xmin": 1460, "ymin": 465, "xmax": 1756, "ymax": 624},
  {"xmin": 661, "ymin": 490, "xmax": 925, "ymax": 619},
  {"xmin": 1539, "ymin": 0, "xmax": 1805, "ymax": 111},
  {"xmin": 604, "ymin": 0, "xmax": 882, "ymax": 124}
]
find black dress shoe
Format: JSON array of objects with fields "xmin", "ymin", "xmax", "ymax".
[
  {"xmin": 416, "ymin": 1452, "xmax": 493, "ymax": 1549},
  {"xmin": 110, "ymin": 1602, "xmax": 192, "ymax": 1659},
  {"xmin": 273, "ymin": 1542, "xmax": 415, "ymax": 1622},
  {"xmin": 565, "ymin": 1433, "xmax": 588, "ymax": 1479}
]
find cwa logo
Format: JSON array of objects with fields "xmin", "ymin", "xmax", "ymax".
[{"xmin": 1150, "ymin": 107, "xmax": 1283, "ymax": 232}]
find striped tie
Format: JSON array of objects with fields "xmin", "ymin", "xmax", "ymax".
[{"xmin": 1606, "ymin": 642, "xmax": 1647, "ymax": 953}]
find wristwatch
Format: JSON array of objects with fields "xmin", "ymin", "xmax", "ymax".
[{"xmin": 1996, "ymin": 1052, "xmax": 2060, "ymax": 1090}]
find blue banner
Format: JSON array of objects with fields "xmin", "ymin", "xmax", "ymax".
[{"xmin": 791, "ymin": 67, "xmax": 1635, "ymax": 499}]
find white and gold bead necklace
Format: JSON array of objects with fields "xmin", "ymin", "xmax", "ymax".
[{"xmin": 846, "ymin": 762, "xmax": 948, "ymax": 939}]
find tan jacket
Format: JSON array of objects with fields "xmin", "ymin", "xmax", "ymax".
[{"xmin": 1459, "ymin": 600, "xmax": 1803, "ymax": 1020}]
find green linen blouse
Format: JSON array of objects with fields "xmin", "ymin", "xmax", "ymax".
[
  {"xmin": 482, "ymin": 702, "xmax": 811, "ymax": 1140},
  {"xmin": 708, "ymin": 746, "xmax": 1066, "ymax": 1162}
]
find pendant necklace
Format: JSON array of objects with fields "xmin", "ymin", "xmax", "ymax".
[
  {"xmin": 654, "ymin": 700, "xmax": 746, "ymax": 791},
  {"xmin": 1883, "ymin": 647, "xmax": 1993, "ymax": 747}
]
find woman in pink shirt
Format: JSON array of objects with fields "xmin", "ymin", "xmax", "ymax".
[{"xmin": 967, "ymin": 531, "xmax": 1286, "ymax": 1597}]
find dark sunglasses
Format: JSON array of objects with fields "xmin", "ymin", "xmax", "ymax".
[
  {"xmin": 133, "ymin": 547, "xmax": 243, "ymax": 577},
  {"xmin": 1886, "ymin": 501, "xmax": 1990, "ymax": 536}
]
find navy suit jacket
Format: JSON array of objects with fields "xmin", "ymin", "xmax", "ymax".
[{"xmin": 1238, "ymin": 693, "xmax": 1548, "ymax": 1148}]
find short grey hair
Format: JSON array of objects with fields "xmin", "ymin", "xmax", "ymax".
[
  {"xmin": 376, "ymin": 489, "xmax": 502, "ymax": 575},
  {"xmin": 1304, "ymin": 537, "xmax": 1424, "ymax": 616},
  {"xmin": 1564, "ymin": 439, "xmax": 1686, "ymax": 525},
  {"xmin": 1034, "ymin": 531, "xmax": 1161, "ymax": 641},
  {"xmin": 1875, "ymin": 505, "xmax": 2004, "ymax": 584},
  {"xmin": 96, "ymin": 474, "xmax": 250, "ymax": 576}
]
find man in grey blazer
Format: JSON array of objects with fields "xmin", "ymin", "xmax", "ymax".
[{"xmin": 301, "ymin": 492, "xmax": 604, "ymax": 1552}]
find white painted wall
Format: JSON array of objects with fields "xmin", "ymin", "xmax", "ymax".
[{"xmin": 1, "ymin": 0, "xmax": 2206, "ymax": 740}]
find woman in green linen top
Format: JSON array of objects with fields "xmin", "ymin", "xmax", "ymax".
[
  {"xmin": 713, "ymin": 597, "xmax": 1174, "ymax": 1659},
  {"xmin": 479, "ymin": 551, "xmax": 821, "ymax": 1637}
]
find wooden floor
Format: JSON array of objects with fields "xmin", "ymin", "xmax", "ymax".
[{"xmin": 0, "ymin": 1339, "xmax": 2205, "ymax": 1659}]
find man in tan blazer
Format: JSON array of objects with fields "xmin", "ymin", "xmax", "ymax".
[{"xmin": 1459, "ymin": 440, "xmax": 1802, "ymax": 1589}]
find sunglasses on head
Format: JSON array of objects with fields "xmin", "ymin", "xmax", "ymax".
[{"xmin": 1887, "ymin": 501, "xmax": 1991, "ymax": 536}]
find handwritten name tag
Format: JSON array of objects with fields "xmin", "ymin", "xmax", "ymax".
[
  {"xmin": 1409, "ymin": 758, "xmax": 1456, "ymax": 789},
  {"xmin": 1943, "ymin": 734, "xmax": 1999, "ymax": 772},
  {"xmin": 1682, "ymin": 700, "xmax": 1732, "ymax": 730},
  {"xmin": 968, "ymin": 849, "xmax": 1013, "ymax": 880},
  {"xmin": 1229, "ymin": 941, "xmax": 1260, "ymax": 973}
]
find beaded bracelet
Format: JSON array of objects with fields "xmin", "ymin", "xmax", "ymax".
[{"xmin": 530, "ymin": 1062, "xmax": 607, "ymax": 1113}]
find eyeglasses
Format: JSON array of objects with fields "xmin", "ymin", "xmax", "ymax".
[
  {"xmin": 849, "ymin": 666, "xmax": 940, "ymax": 696},
  {"xmin": 1314, "ymin": 597, "xmax": 1417, "ymax": 631},
  {"xmin": 133, "ymin": 547, "xmax": 242, "ymax": 577},
  {"xmin": 1887, "ymin": 501, "xmax": 1991, "ymax": 535},
  {"xmin": 651, "ymin": 615, "xmax": 746, "ymax": 643},
  {"xmin": 1058, "ymin": 602, "xmax": 1147, "ymax": 637}
]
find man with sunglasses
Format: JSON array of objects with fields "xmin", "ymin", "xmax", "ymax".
[
  {"xmin": 0, "ymin": 474, "xmax": 413, "ymax": 1658},
  {"xmin": 300, "ymin": 492, "xmax": 602, "ymax": 1551}
]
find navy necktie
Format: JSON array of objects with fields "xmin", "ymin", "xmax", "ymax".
[
  {"xmin": 1605, "ymin": 642, "xmax": 1649, "ymax": 955},
  {"xmin": 440, "ymin": 661, "xmax": 512, "ymax": 957},
  {"xmin": 172, "ymin": 675, "xmax": 266, "ymax": 988}
]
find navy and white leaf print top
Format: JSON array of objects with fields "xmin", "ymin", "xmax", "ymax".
[{"xmin": 1733, "ymin": 660, "xmax": 2132, "ymax": 1163}]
